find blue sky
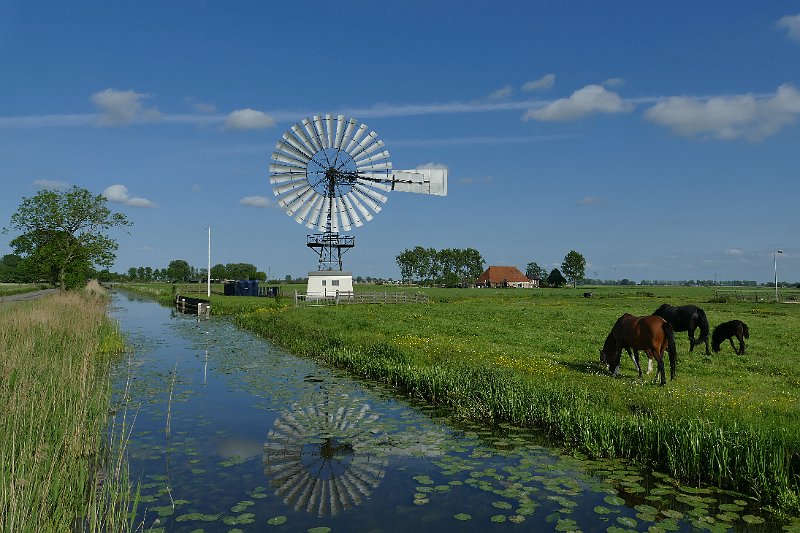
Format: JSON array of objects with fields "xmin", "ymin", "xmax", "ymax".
[{"xmin": 1, "ymin": 2, "xmax": 799, "ymax": 283}]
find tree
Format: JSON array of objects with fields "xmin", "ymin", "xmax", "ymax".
[
  {"xmin": 525, "ymin": 261, "xmax": 548, "ymax": 281},
  {"xmin": 547, "ymin": 268, "xmax": 566, "ymax": 288},
  {"xmin": 166, "ymin": 259, "xmax": 192, "ymax": 282},
  {"xmin": 0, "ymin": 254, "xmax": 35, "ymax": 283},
  {"xmin": 561, "ymin": 250, "xmax": 586, "ymax": 289},
  {"xmin": 4, "ymin": 186, "xmax": 131, "ymax": 290},
  {"xmin": 210, "ymin": 263, "xmax": 227, "ymax": 280}
]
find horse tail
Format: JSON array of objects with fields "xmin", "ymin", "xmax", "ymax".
[
  {"xmin": 662, "ymin": 321, "xmax": 677, "ymax": 380},
  {"xmin": 742, "ymin": 322, "xmax": 750, "ymax": 339},
  {"xmin": 696, "ymin": 308, "xmax": 710, "ymax": 343}
]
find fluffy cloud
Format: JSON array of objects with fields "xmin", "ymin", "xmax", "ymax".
[
  {"xmin": 90, "ymin": 89, "xmax": 159, "ymax": 125},
  {"xmin": 239, "ymin": 195, "xmax": 271, "ymax": 208},
  {"xmin": 225, "ymin": 109, "xmax": 275, "ymax": 130},
  {"xmin": 415, "ymin": 162, "xmax": 448, "ymax": 171},
  {"xmin": 576, "ymin": 196, "xmax": 602, "ymax": 205},
  {"xmin": 33, "ymin": 179, "xmax": 68, "ymax": 190},
  {"xmin": 522, "ymin": 73, "xmax": 555, "ymax": 91},
  {"xmin": 102, "ymin": 184, "xmax": 157, "ymax": 208},
  {"xmin": 522, "ymin": 85, "xmax": 633, "ymax": 121},
  {"xmin": 644, "ymin": 84, "xmax": 800, "ymax": 141},
  {"xmin": 725, "ymin": 248, "xmax": 745, "ymax": 256},
  {"xmin": 778, "ymin": 13, "xmax": 800, "ymax": 42},
  {"xmin": 488, "ymin": 86, "xmax": 513, "ymax": 100}
]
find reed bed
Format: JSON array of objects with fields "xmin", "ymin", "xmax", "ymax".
[{"xmin": 0, "ymin": 282, "xmax": 135, "ymax": 532}]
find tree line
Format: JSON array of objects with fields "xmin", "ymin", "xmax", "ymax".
[{"xmin": 395, "ymin": 246, "xmax": 485, "ymax": 287}]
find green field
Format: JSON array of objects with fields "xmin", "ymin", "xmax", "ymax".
[
  {"xmin": 0, "ymin": 283, "xmax": 49, "ymax": 297},
  {"xmin": 119, "ymin": 282, "xmax": 800, "ymax": 517}
]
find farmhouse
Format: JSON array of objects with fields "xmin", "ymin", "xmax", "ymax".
[{"xmin": 476, "ymin": 266, "xmax": 538, "ymax": 288}]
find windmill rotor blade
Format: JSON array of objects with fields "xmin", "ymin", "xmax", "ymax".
[
  {"xmin": 272, "ymin": 151, "xmax": 308, "ymax": 167},
  {"xmin": 313, "ymin": 115, "xmax": 328, "ymax": 150},
  {"xmin": 270, "ymin": 161, "xmax": 306, "ymax": 173},
  {"xmin": 296, "ymin": 193, "xmax": 323, "ymax": 225},
  {"xmin": 280, "ymin": 133, "xmax": 314, "ymax": 160},
  {"xmin": 335, "ymin": 197, "xmax": 352, "ymax": 231},
  {"xmin": 281, "ymin": 188, "xmax": 315, "ymax": 213},
  {"xmin": 348, "ymin": 130, "xmax": 379, "ymax": 160},
  {"xmin": 354, "ymin": 183, "xmax": 388, "ymax": 204},
  {"xmin": 344, "ymin": 124, "xmax": 368, "ymax": 154},
  {"xmin": 302, "ymin": 118, "xmax": 322, "ymax": 152},
  {"xmin": 326, "ymin": 114, "xmax": 335, "ymax": 150},
  {"xmin": 276, "ymin": 139, "xmax": 313, "ymax": 162},
  {"xmin": 316, "ymin": 199, "xmax": 331, "ymax": 232},
  {"xmin": 273, "ymin": 180, "xmax": 308, "ymax": 197},
  {"xmin": 355, "ymin": 161, "xmax": 392, "ymax": 172},
  {"xmin": 291, "ymin": 124, "xmax": 318, "ymax": 155},
  {"xmin": 333, "ymin": 115, "xmax": 346, "ymax": 149},
  {"xmin": 351, "ymin": 187, "xmax": 384, "ymax": 213},
  {"xmin": 340, "ymin": 118, "xmax": 359, "ymax": 152},
  {"xmin": 270, "ymin": 173, "xmax": 307, "ymax": 186},
  {"xmin": 342, "ymin": 193, "xmax": 366, "ymax": 227},
  {"xmin": 353, "ymin": 149, "xmax": 390, "ymax": 167},
  {"xmin": 351, "ymin": 140, "xmax": 386, "ymax": 163}
]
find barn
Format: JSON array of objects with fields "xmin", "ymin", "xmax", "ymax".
[{"xmin": 476, "ymin": 266, "xmax": 538, "ymax": 288}]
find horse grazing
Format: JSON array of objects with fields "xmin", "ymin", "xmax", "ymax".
[
  {"xmin": 712, "ymin": 320, "xmax": 749, "ymax": 355},
  {"xmin": 652, "ymin": 303, "xmax": 710, "ymax": 355},
  {"xmin": 600, "ymin": 313, "xmax": 677, "ymax": 386}
]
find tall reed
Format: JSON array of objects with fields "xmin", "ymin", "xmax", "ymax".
[{"xmin": 0, "ymin": 283, "xmax": 135, "ymax": 532}]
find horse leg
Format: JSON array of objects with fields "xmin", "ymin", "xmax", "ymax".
[
  {"xmin": 628, "ymin": 349, "xmax": 643, "ymax": 378},
  {"xmin": 738, "ymin": 334, "xmax": 746, "ymax": 355},
  {"xmin": 688, "ymin": 318, "xmax": 697, "ymax": 351},
  {"xmin": 647, "ymin": 357, "xmax": 653, "ymax": 375},
  {"xmin": 653, "ymin": 350, "xmax": 666, "ymax": 386}
]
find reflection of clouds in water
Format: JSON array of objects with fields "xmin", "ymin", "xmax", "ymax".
[{"xmin": 263, "ymin": 393, "xmax": 388, "ymax": 516}]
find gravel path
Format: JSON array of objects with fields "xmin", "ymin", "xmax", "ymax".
[{"xmin": 0, "ymin": 288, "xmax": 60, "ymax": 305}]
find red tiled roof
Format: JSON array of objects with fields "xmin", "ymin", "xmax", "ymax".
[{"xmin": 476, "ymin": 266, "xmax": 531, "ymax": 284}]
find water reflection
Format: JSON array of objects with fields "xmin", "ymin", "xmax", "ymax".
[{"xmin": 263, "ymin": 392, "xmax": 388, "ymax": 516}]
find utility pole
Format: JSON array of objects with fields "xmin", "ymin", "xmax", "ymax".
[{"xmin": 207, "ymin": 227, "xmax": 211, "ymax": 298}]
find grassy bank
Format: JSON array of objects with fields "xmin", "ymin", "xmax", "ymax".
[
  {"xmin": 0, "ymin": 283, "xmax": 135, "ymax": 531},
  {"xmin": 0, "ymin": 283, "xmax": 50, "ymax": 297},
  {"xmin": 119, "ymin": 282, "xmax": 800, "ymax": 517}
]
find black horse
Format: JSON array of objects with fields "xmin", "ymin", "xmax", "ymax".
[
  {"xmin": 652, "ymin": 304, "xmax": 710, "ymax": 355},
  {"xmin": 712, "ymin": 320, "xmax": 749, "ymax": 355}
]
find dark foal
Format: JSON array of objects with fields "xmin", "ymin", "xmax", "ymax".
[{"xmin": 711, "ymin": 320, "xmax": 749, "ymax": 355}]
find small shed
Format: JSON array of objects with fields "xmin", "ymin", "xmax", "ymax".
[{"xmin": 476, "ymin": 266, "xmax": 537, "ymax": 288}]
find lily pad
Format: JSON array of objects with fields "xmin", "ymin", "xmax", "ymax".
[
  {"xmin": 267, "ymin": 516, "xmax": 287, "ymax": 525},
  {"xmin": 490, "ymin": 514, "xmax": 507, "ymax": 523},
  {"xmin": 454, "ymin": 513, "xmax": 471, "ymax": 521}
]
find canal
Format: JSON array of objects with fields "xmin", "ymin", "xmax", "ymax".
[{"xmin": 109, "ymin": 291, "xmax": 777, "ymax": 532}]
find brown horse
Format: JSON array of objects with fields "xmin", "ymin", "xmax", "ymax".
[{"xmin": 599, "ymin": 313, "xmax": 677, "ymax": 386}]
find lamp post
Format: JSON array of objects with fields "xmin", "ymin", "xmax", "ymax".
[
  {"xmin": 207, "ymin": 227, "xmax": 211, "ymax": 298},
  {"xmin": 774, "ymin": 249, "xmax": 783, "ymax": 303}
]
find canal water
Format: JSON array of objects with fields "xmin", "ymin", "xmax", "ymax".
[{"xmin": 109, "ymin": 291, "xmax": 779, "ymax": 532}]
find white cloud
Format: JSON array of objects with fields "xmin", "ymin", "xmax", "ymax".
[
  {"xmin": 603, "ymin": 78, "xmax": 625, "ymax": 87},
  {"xmin": 778, "ymin": 13, "xmax": 800, "ymax": 42},
  {"xmin": 33, "ymin": 179, "xmax": 68, "ymax": 190},
  {"xmin": 488, "ymin": 86, "xmax": 513, "ymax": 100},
  {"xmin": 522, "ymin": 85, "xmax": 634, "ymax": 121},
  {"xmin": 90, "ymin": 89, "xmax": 159, "ymax": 125},
  {"xmin": 102, "ymin": 184, "xmax": 158, "ymax": 208},
  {"xmin": 725, "ymin": 248, "xmax": 745, "ymax": 256},
  {"xmin": 415, "ymin": 162, "xmax": 448, "ymax": 171},
  {"xmin": 644, "ymin": 84, "xmax": 800, "ymax": 141},
  {"xmin": 225, "ymin": 108, "xmax": 275, "ymax": 130},
  {"xmin": 239, "ymin": 195, "xmax": 271, "ymax": 208},
  {"xmin": 577, "ymin": 196, "xmax": 602, "ymax": 205},
  {"xmin": 191, "ymin": 184, "xmax": 202, "ymax": 192},
  {"xmin": 522, "ymin": 73, "xmax": 555, "ymax": 92}
]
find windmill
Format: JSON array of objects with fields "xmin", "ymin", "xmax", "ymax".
[{"xmin": 269, "ymin": 114, "xmax": 446, "ymax": 296}]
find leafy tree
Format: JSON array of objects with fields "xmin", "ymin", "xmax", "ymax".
[
  {"xmin": 225, "ymin": 262, "xmax": 258, "ymax": 280},
  {"xmin": 166, "ymin": 259, "xmax": 192, "ymax": 282},
  {"xmin": 4, "ymin": 186, "xmax": 131, "ymax": 290},
  {"xmin": 561, "ymin": 250, "xmax": 586, "ymax": 289},
  {"xmin": 127, "ymin": 267, "xmax": 138, "ymax": 280},
  {"xmin": 547, "ymin": 268, "xmax": 566, "ymax": 288},
  {"xmin": 210, "ymin": 263, "xmax": 227, "ymax": 280},
  {"xmin": 0, "ymin": 254, "xmax": 35, "ymax": 283},
  {"xmin": 525, "ymin": 261, "xmax": 548, "ymax": 281}
]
